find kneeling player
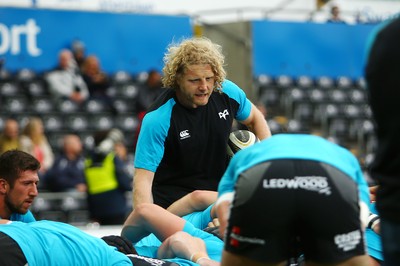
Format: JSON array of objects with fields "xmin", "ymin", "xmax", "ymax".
[{"xmin": 216, "ymin": 133, "xmax": 371, "ymax": 266}]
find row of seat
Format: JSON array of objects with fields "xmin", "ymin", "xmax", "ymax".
[
  {"xmin": 256, "ymin": 74, "xmax": 366, "ymax": 91},
  {"xmin": 255, "ymin": 74, "xmax": 376, "ymax": 162},
  {"xmin": 0, "ymin": 68, "xmax": 147, "ymax": 87},
  {"xmin": 0, "ymin": 96, "xmax": 137, "ymax": 115},
  {"xmin": 0, "ymin": 113, "xmax": 138, "ymax": 153}
]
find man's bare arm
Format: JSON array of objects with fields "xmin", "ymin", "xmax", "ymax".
[
  {"xmin": 241, "ymin": 103, "xmax": 271, "ymax": 140},
  {"xmin": 132, "ymin": 168, "xmax": 155, "ymax": 208},
  {"xmin": 167, "ymin": 190, "xmax": 217, "ymax": 217}
]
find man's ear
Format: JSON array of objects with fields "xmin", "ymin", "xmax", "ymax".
[{"xmin": 0, "ymin": 178, "xmax": 8, "ymax": 194}]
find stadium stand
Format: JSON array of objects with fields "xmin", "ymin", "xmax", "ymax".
[{"xmin": 255, "ymin": 74, "xmax": 376, "ymax": 166}]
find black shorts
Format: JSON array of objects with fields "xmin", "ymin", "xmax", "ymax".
[
  {"xmin": 224, "ymin": 159, "xmax": 366, "ymax": 264},
  {"xmin": 0, "ymin": 232, "xmax": 27, "ymax": 265}
]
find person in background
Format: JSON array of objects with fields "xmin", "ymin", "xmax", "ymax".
[
  {"xmin": 0, "ymin": 149, "xmax": 40, "ymax": 222},
  {"xmin": 81, "ymin": 55, "xmax": 112, "ymax": 102},
  {"xmin": 71, "ymin": 40, "xmax": 86, "ymax": 70},
  {"xmin": 365, "ymin": 16, "xmax": 400, "ymax": 266},
  {"xmin": 0, "ymin": 118, "xmax": 21, "ymax": 155},
  {"xmin": 20, "ymin": 117, "xmax": 54, "ymax": 177},
  {"xmin": 133, "ymin": 69, "xmax": 164, "ymax": 150},
  {"xmin": 84, "ymin": 129, "xmax": 132, "ymax": 225},
  {"xmin": 133, "ymin": 37, "xmax": 271, "ymax": 209},
  {"xmin": 136, "ymin": 69, "xmax": 164, "ymax": 114},
  {"xmin": 45, "ymin": 49, "xmax": 89, "ymax": 105},
  {"xmin": 326, "ymin": 5, "xmax": 347, "ymax": 24},
  {"xmin": 114, "ymin": 141, "xmax": 135, "ymax": 177},
  {"xmin": 44, "ymin": 134, "xmax": 86, "ymax": 193}
]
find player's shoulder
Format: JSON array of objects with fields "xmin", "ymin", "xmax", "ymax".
[
  {"xmin": 219, "ymin": 79, "xmax": 246, "ymax": 101},
  {"xmin": 221, "ymin": 79, "xmax": 241, "ymax": 92}
]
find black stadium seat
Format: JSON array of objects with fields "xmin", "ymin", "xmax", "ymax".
[
  {"xmin": 266, "ymin": 118, "xmax": 283, "ymax": 134},
  {"xmin": 112, "ymin": 98, "xmax": 136, "ymax": 114},
  {"xmin": 0, "ymin": 81, "xmax": 23, "ymax": 97},
  {"xmin": 83, "ymin": 98, "xmax": 110, "ymax": 113},
  {"xmin": 315, "ymin": 76, "xmax": 334, "ymax": 90},
  {"xmin": 118, "ymin": 83, "xmax": 139, "ymax": 99},
  {"xmin": 293, "ymin": 102, "xmax": 314, "ymax": 123},
  {"xmin": 42, "ymin": 114, "xmax": 64, "ymax": 132},
  {"xmin": 111, "ymin": 70, "xmax": 133, "ymax": 86},
  {"xmin": 348, "ymin": 88, "xmax": 367, "ymax": 104},
  {"xmin": 57, "ymin": 98, "xmax": 81, "ymax": 113},
  {"xmin": 275, "ymin": 75, "xmax": 293, "ymax": 89},
  {"xmin": 27, "ymin": 80, "xmax": 49, "ymax": 98},
  {"xmin": 30, "ymin": 97, "xmax": 56, "ymax": 114},
  {"xmin": 89, "ymin": 114, "xmax": 114, "ymax": 131},
  {"xmin": 283, "ymin": 87, "xmax": 306, "ymax": 118},
  {"xmin": 327, "ymin": 89, "xmax": 348, "ymax": 104},
  {"xmin": 336, "ymin": 76, "xmax": 353, "ymax": 89},
  {"xmin": 2, "ymin": 96, "xmax": 29, "ymax": 114},
  {"xmin": 115, "ymin": 115, "xmax": 138, "ymax": 132},
  {"xmin": 296, "ymin": 75, "xmax": 314, "ymax": 89},
  {"xmin": 47, "ymin": 131, "xmax": 66, "ymax": 152},
  {"xmin": 66, "ymin": 115, "xmax": 90, "ymax": 131}
]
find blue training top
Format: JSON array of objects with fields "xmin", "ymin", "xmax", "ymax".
[
  {"xmin": 218, "ymin": 134, "xmax": 370, "ymax": 206},
  {"xmin": 0, "ymin": 220, "xmax": 132, "ymax": 266}
]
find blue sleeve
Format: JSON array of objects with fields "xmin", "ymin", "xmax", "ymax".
[
  {"xmin": 134, "ymin": 99, "xmax": 174, "ymax": 172},
  {"xmin": 222, "ymin": 80, "xmax": 252, "ymax": 121},
  {"xmin": 183, "ymin": 221, "xmax": 223, "ymax": 263},
  {"xmin": 182, "ymin": 204, "xmax": 213, "ymax": 229}
]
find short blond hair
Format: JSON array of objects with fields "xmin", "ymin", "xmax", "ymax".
[{"xmin": 162, "ymin": 37, "xmax": 226, "ymax": 92}]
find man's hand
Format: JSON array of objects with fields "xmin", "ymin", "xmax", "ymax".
[{"xmin": 207, "ymin": 218, "xmax": 220, "ymax": 228}]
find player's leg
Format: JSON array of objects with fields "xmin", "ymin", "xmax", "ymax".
[{"xmin": 122, "ymin": 203, "xmax": 186, "ymax": 243}]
